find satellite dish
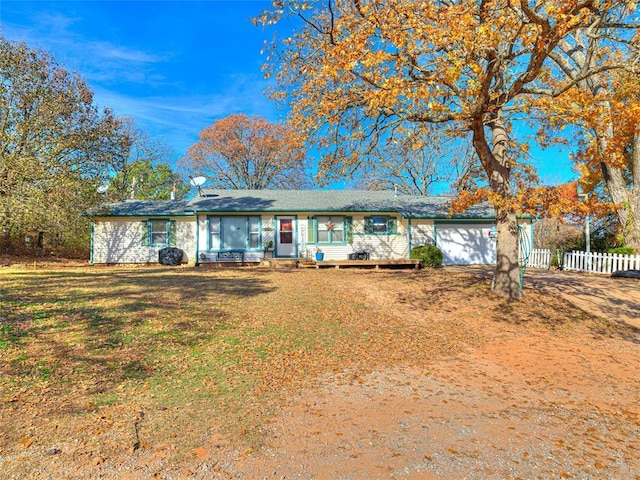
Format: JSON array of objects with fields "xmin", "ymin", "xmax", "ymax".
[
  {"xmin": 189, "ymin": 176, "xmax": 207, "ymax": 197},
  {"xmin": 190, "ymin": 176, "xmax": 206, "ymax": 187},
  {"xmin": 97, "ymin": 185, "xmax": 108, "ymax": 194}
]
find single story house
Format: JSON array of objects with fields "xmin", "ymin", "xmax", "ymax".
[{"xmin": 89, "ymin": 189, "xmax": 533, "ymax": 266}]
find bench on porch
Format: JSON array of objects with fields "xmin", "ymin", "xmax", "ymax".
[
  {"xmin": 200, "ymin": 250, "xmax": 244, "ymax": 267},
  {"xmin": 214, "ymin": 251, "xmax": 245, "ymax": 267}
]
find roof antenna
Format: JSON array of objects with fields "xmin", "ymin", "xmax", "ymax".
[{"xmin": 189, "ymin": 176, "xmax": 207, "ymax": 197}]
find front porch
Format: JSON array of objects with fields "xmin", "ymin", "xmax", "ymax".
[
  {"xmin": 313, "ymin": 259, "xmax": 421, "ymax": 270},
  {"xmin": 259, "ymin": 258, "xmax": 422, "ymax": 270}
]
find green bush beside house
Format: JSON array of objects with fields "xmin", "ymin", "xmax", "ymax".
[{"xmin": 411, "ymin": 245, "xmax": 443, "ymax": 268}]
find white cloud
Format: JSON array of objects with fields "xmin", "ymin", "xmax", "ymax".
[
  {"xmin": 1, "ymin": 7, "xmax": 168, "ymax": 85},
  {"xmin": 1, "ymin": 1, "xmax": 286, "ymax": 166},
  {"xmin": 88, "ymin": 40, "xmax": 163, "ymax": 63},
  {"xmin": 91, "ymin": 72, "xmax": 281, "ymax": 160}
]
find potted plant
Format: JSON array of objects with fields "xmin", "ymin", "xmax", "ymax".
[
  {"xmin": 263, "ymin": 240, "xmax": 274, "ymax": 251},
  {"xmin": 315, "ymin": 247, "xmax": 324, "ymax": 261}
]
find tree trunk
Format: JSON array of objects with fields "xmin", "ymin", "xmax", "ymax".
[
  {"xmin": 0, "ymin": 220, "xmax": 10, "ymax": 252},
  {"xmin": 0, "ymin": 173, "xmax": 12, "ymax": 252},
  {"xmin": 472, "ymin": 113, "xmax": 522, "ymax": 301},
  {"xmin": 627, "ymin": 128, "xmax": 640, "ymax": 252},
  {"xmin": 597, "ymin": 115, "xmax": 637, "ymax": 250},
  {"xmin": 493, "ymin": 206, "xmax": 522, "ymax": 300},
  {"xmin": 601, "ymin": 160, "xmax": 638, "ymax": 251}
]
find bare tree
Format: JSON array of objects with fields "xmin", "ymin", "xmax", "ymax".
[
  {"xmin": 105, "ymin": 118, "xmax": 189, "ymax": 202},
  {"xmin": 354, "ymin": 126, "xmax": 477, "ymax": 195}
]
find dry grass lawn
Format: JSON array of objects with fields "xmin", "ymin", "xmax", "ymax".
[{"xmin": 1, "ymin": 261, "xmax": 639, "ymax": 479}]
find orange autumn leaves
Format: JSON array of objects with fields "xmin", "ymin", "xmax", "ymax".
[
  {"xmin": 261, "ymin": 0, "xmax": 635, "ymax": 207},
  {"xmin": 180, "ymin": 114, "xmax": 309, "ymax": 190}
]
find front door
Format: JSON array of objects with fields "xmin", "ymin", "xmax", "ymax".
[{"xmin": 276, "ymin": 216, "xmax": 296, "ymax": 257}]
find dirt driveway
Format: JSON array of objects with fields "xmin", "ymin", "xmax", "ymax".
[
  {"xmin": 2, "ymin": 266, "xmax": 639, "ymax": 479},
  {"xmin": 462, "ymin": 266, "xmax": 640, "ymax": 329},
  {"xmin": 223, "ymin": 268, "xmax": 640, "ymax": 480},
  {"xmin": 523, "ymin": 268, "xmax": 640, "ymax": 329}
]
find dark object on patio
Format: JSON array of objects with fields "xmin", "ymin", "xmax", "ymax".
[
  {"xmin": 159, "ymin": 247, "xmax": 183, "ymax": 266},
  {"xmin": 348, "ymin": 251, "xmax": 370, "ymax": 260},
  {"xmin": 612, "ymin": 270, "xmax": 640, "ymax": 279}
]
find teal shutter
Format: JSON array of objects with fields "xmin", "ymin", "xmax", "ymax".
[
  {"xmin": 307, "ymin": 217, "xmax": 316, "ymax": 243},
  {"xmin": 345, "ymin": 216, "xmax": 353, "ymax": 244},
  {"xmin": 388, "ymin": 217, "xmax": 398, "ymax": 235},
  {"xmin": 364, "ymin": 216, "xmax": 373, "ymax": 234},
  {"xmin": 169, "ymin": 220, "xmax": 177, "ymax": 246},
  {"xmin": 141, "ymin": 221, "xmax": 149, "ymax": 246}
]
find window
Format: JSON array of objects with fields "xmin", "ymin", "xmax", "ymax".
[
  {"xmin": 364, "ymin": 216, "xmax": 398, "ymax": 235},
  {"xmin": 141, "ymin": 220, "xmax": 175, "ymax": 247},
  {"xmin": 209, "ymin": 217, "xmax": 221, "ymax": 250},
  {"xmin": 316, "ymin": 216, "xmax": 345, "ymax": 244},
  {"xmin": 279, "ymin": 218, "xmax": 293, "ymax": 244},
  {"xmin": 249, "ymin": 216, "xmax": 260, "ymax": 249},
  {"xmin": 372, "ymin": 216, "xmax": 388, "ymax": 233},
  {"xmin": 151, "ymin": 220, "xmax": 168, "ymax": 245},
  {"xmin": 208, "ymin": 216, "xmax": 261, "ymax": 251}
]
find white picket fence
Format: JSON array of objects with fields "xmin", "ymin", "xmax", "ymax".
[
  {"xmin": 523, "ymin": 249, "xmax": 552, "ymax": 269},
  {"xmin": 563, "ymin": 250, "xmax": 640, "ymax": 275}
]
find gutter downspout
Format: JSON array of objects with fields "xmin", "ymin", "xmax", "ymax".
[
  {"xmin": 194, "ymin": 211, "xmax": 200, "ymax": 266},
  {"xmin": 408, "ymin": 218, "xmax": 412, "ymax": 258},
  {"xmin": 90, "ymin": 220, "xmax": 94, "ymax": 264}
]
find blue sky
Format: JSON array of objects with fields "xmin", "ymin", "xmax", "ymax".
[
  {"xmin": 0, "ymin": 1, "xmax": 281, "ymax": 161},
  {"xmin": 0, "ymin": 0, "xmax": 577, "ymax": 188}
]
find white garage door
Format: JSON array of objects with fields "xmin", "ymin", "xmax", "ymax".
[{"xmin": 436, "ymin": 223, "xmax": 496, "ymax": 265}]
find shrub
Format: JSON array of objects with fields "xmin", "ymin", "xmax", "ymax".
[
  {"xmin": 608, "ymin": 246, "xmax": 636, "ymax": 255},
  {"xmin": 411, "ymin": 245, "xmax": 443, "ymax": 268}
]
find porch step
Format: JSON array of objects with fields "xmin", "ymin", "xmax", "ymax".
[
  {"xmin": 297, "ymin": 261, "xmax": 317, "ymax": 269},
  {"xmin": 268, "ymin": 258, "xmax": 299, "ymax": 269}
]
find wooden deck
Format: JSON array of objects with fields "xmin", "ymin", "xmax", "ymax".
[{"xmin": 314, "ymin": 259, "xmax": 421, "ymax": 270}]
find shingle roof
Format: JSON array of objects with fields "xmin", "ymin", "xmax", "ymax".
[
  {"xmin": 186, "ymin": 189, "xmax": 408, "ymax": 212},
  {"xmin": 397, "ymin": 197, "xmax": 495, "ymax": 219},
  {"xmin": 89, "ymin": 200, "xmax": 191, "ymax": 217},
  {"xmin": 186, "ymin": 189, "xmax": 495, "ymax": 219},
  {"xmin": 91, "ymin": 190, "xmax": 496, "ymax": 219}
]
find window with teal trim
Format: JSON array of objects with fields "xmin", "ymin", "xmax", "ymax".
[
  {"xmin": 208, "ymin": 216, "xmax": 261, "ymax": 251},
  {"xmin": 316, "ymin": 216, "xmax": 345, "ymax": 244},
  {"xmin": 141, "ymin": 219, "xmax": 175, "ymax": 247},
  {"xmin": 151, "ymin": 220, "xmax": 168, "ymax": 246},
  {"xmin": 364, "ymin": 216, "xmax": 397, "ymax": 235}
]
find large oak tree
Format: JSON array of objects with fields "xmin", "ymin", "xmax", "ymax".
[
  {"xmin": 260, "ymin": 0, "xmax": 637, "ymax": 300},
  {"xmin": 180, "ymin": 113, "xmax": 310, "ymax": 190},
  {"xmin": 0, "ymin": 36, "xmax": 122, "ymax": 252},
  {"xmin": 542, "ymin": 63, "xmax": 640, "ymax": 251}
]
